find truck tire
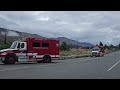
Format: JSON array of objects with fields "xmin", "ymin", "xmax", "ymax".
[
  {"xmin": 4, "ymin": 54, "xmax": 16, "ymax": 64},
  {"xmin": 43, "ymin": 55, "xmax": 51, "ymax": 63}
]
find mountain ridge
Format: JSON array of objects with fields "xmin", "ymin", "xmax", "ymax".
[{"xmin": 0, "ymin": 27, "xmax": 94, "ymax": 47}]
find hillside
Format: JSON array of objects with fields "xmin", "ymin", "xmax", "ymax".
[
  {"xmin": 56, "ymin": 37, "xmax": 94, "ymax": 47},
  {"xmin": 0, "ymin": 27, "xmax": 94, "ymax": 47},
  {"xmin": 0, "ymin": 27, "xmax": 45, "ymax": 44}
]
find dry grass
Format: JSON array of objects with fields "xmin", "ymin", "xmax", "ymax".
[
  {"xmin": 60, "ymin": 48, "xmax": 91, "ymax": 56},
  {"xmin": 60, "ymin": 48, "xmax": 114, "ymax": 60}
]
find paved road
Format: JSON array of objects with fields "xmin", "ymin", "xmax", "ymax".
[{"xmin": 0, "ymin": 51, "xmax": 120, "ymax": 79}]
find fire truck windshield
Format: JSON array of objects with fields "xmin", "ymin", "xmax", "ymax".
[{"xmin": 10, "ymin": 41, "xmax": 18, "ymax": 49}]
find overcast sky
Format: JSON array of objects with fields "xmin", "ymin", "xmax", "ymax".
[{"xmin": 0, "ymin": 11, "xmax": 120, "ymax": 45}]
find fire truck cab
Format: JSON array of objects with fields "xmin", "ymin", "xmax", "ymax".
[{"xmin": 0, "ymin": 37, "xmax": 60, "ymax": 64}]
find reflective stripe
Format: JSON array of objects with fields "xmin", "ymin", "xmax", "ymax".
[
  {"xmin": 55, "ymin": 55, "xmax": 60, "ymax": 57},
  {"xmin": 33, "ymin": 55, "xmax": 44, "ymax": 58},
  {"xmin": 50, "ymin": 55, "xmax": 60, "ymax": 57},
  {"xmin": 16, "ymin": 53, "xmax": 59, "ymax": 59},
  {"xmin": 16, "ymin": 53, "xmax": 38, "ymax": 56},
  {"xmin": 33, "ymin": 55, "xmax": 60, "ymax": 58},
  {"xmin": 50, "ymin": 55, "xmax": 56, "ymax": 57},
  {"xmin": 18, "ymin": 59, "xmax": 28, "ymax": 61},
  {"xmin": 16, "ymin": 53, "xmax": 26, "ymax": 56},
  {"xmin": 27, "ymin": 53, "xmax": 38, "ymax": 55}
]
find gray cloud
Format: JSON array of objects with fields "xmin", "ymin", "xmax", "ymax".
[{"xmin": 0, "ymin": 11, "xmax": 120, "ymax": 45}]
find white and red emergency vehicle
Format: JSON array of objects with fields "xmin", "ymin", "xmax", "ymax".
[{"xmin": 0, "ymin": 37, "xmax": 60, "ymax": 64}]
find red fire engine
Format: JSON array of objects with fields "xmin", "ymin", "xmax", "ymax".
[{"xmin": 0, "ymin": 37, "xmax": 60, "ymax": 64}]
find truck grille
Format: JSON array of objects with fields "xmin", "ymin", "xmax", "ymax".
[{"xmin": 92, "ymin": 52, "xmax": 97, "ymax": 55}]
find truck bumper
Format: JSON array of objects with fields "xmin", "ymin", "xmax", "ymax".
[{"xmin": 91, "ymin": 53, "xmax": 100, "ymax": 57}]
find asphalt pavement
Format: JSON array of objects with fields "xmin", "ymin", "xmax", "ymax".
[{"xmin": 0, "ymin": 51, "xmax": 120, "ymax": 79}]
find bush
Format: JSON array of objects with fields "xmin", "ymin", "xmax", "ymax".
[
  {"xmin": 60, "ymin": 41, "xmax": 70, "ymax": 51},
  {"xmin": 0, "ymin": 43, "xmax": 11, "ymax": 50}
]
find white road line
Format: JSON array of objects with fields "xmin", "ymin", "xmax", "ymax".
[
  {"xmin": 107, "ymin": 59, "xmax": 120, "ymax": 72},
  {"xmin": 0, "ymin": 57, "xmax": 104, "ymax": 72}
]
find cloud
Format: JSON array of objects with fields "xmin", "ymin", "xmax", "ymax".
[
  {"xmin": 0, "ymin": 11, "xmax": 120, "ymax": 45},
  {"xmin": 37, "ymin": 17, "xmax": 50, "ymax": 21}
]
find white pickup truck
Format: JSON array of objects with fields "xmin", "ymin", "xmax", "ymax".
[{"xmin": 90, "ymin": 47, "xmax": 104, "ymax": 57}]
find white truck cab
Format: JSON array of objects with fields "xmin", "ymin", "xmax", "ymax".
[{"xmin": 10, "ymin": 41, "xmax": 27, "ymax": 50}]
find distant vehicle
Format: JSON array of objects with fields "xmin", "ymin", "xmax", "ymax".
[
  {"xmin": 0, "ymin": 37, "xmax": 60, "ymax": 64},
  {"xmin": 90, "ymin": 47, "xmax": 104, "ymax": 57}
]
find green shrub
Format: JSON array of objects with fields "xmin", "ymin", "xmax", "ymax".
[
  {"xmin": 60, "ymin": 41, "xmax": 70, "ymax": 51},
  {"xmin": 0, "ymin": 43, "xmax": 11, "ymax": 50}
]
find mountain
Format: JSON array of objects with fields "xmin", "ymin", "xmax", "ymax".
[
  {"xmin": 0, "ymin": 27, "xmax": 44, "ymax": 38},
  {"xmin": 0, "ymin": 27, "xmax": 94, "ymax": 47},
  {"xmin": 56, "ymin": 37, "xmax": 94, "ymax": 47},
  {"xmin": 0, "ymin": 27, "xmax": 45, "ymax": 44}
]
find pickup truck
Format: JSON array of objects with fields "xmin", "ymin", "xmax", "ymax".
[{"xmin": 90, "ymin": 47, "xmax": 104, "ymax": 57}]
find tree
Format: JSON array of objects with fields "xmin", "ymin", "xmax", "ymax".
[
  {"xmin": 4, "ymin": 32, "xmax": 7, "ymax": 44},
  {"xmin": 0, "ymin": 39, "xmax": 1, "ymax": 44},
  {"xmin": 109, "ymin": 44, "xmax": 114, "ymax": 50},
  {"xmin": 104, "ymin": 44, "xmax": 109, "ymax": 50},
  {"xmin": 99, "ymin": 41, "xmax": 103, "ymax": 46},
  {"xmin": 90, "ymin": 46, "xmax": 94, "ymax": 49},
  {"xmin": 0, "ymin": 43, "xmax": 11, "ymax": 50},
  {"xmin": 60, "ymin": 41, "xmax": 70, "ymax": 51}
]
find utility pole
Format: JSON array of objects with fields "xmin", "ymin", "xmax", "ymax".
[
  {"xmin": 77, "ymin": 38, "xmax": 79, "ymax": 50},
  {"xmin": 0, "ymin": 39, "xmax": 1, "ymax": 44},
  {"xmin": 4, "ymin": 32, "xmax": 7, "ymax": 44}
]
